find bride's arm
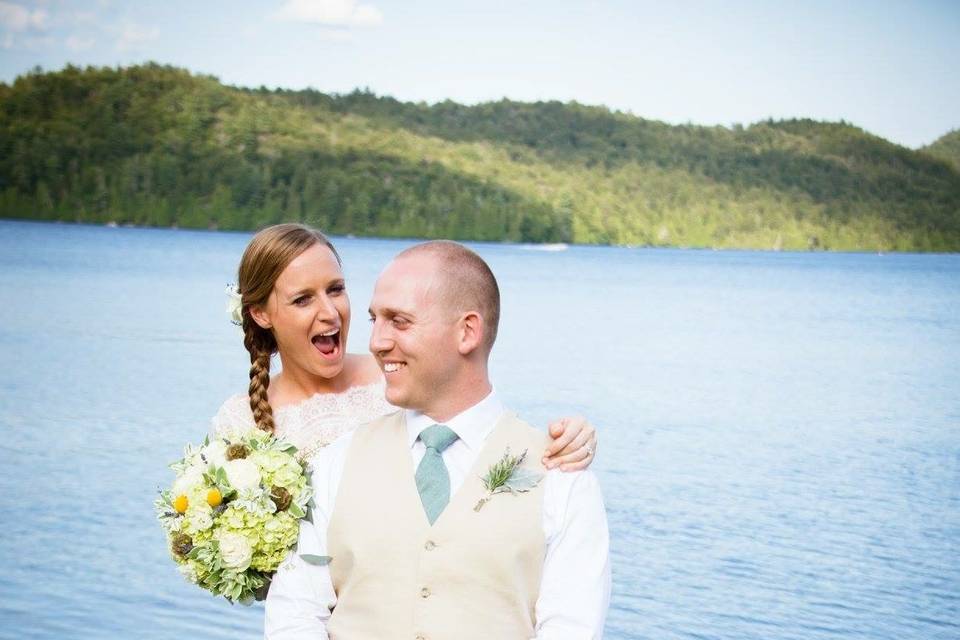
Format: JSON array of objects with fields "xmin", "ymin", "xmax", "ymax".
[{"xmin": 542, "ymin": 416, "xmax": 598, "ymax": 471}]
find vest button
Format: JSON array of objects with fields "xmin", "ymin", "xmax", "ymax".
[
  {"xmin": 420, "ymin": 587, "xmax": 431, "ymax": 598},
  {"xmin": 424, "ymin": 540, "xmax": 437, "ymax": 551}
]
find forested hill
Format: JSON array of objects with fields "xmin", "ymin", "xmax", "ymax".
[
  {"xmin": 924, "ymin": 130, "xmax": 960, "ymax": 173},
  {"xmin": 2, "ymin": 63, "xmax": 959, "ymax": 251}
]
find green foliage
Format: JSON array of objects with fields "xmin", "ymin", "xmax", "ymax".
[
  {"xmin": 474, "ymin": 448, "xmax": 543, "ymax": 512},
  {"xmin": 2, "ymin": 63, "xmax": 959, "ymax": 251},
  {"xmin": 924, "ymin": 130, "xmax": 960, "ymax": 172}
]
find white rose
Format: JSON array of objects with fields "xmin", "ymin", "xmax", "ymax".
[
  {"xmin": 218, "ymin": 423, "xmax": 255, "ymax": 443},
  {"xmin": 178, "ymin": 561, "xmax": 199, "ymax": 584},
  {"xmin": 173, "ymin": 465, "xmax": 204, "ymax": 497},
  {"xmin": 218, "ymin": 532, "xmax": 253, "ymax": 571},
  {"xmin": 224, "ymin": 458, "xmax": 261, "ymax": 493},
  {"xmin": 204, "ymin": 440, "xmax": 227, "ymax": 468}
]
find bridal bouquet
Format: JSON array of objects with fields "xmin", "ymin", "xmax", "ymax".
[{"xmin": 155, "ymin": 428, "xmax": 312, "ymax": 604}]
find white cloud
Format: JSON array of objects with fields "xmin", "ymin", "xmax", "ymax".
[
  {"xmin": 66, "ymin": 34, "xmax": 93, "ymax": 51},
  {"xmin": 0, "ymin": 1, "xmax": 48, "ymax": 31},
  {"xmin": 115, "ymin": 22, "xmax": 158, "ymax": 51},
  {"xmin": 276, "ymin": 0, "xmax": 383, "ymax": 28}
]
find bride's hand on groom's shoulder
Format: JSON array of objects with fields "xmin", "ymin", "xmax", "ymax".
[{"xmin": 543, "ymin": 416, "xmax": 598, "ymax": 472}]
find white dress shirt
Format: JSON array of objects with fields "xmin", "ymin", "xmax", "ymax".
[{"xmin": 264, "ymin": 391, "xmax": 611, "ymax": 639}]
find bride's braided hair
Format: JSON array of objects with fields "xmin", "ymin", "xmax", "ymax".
[{"xmin": 237, "ymin": 223, "xmax": 341, "ymax": 433}]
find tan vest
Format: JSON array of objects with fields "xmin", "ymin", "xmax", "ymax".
[{"xmin": 327, "ymin": 410, "xmax": 549, "ymax": 640}]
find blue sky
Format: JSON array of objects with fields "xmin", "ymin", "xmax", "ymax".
[{"xmin": 1, "ymin": 0, "xmax": 957, "ymax": 148}]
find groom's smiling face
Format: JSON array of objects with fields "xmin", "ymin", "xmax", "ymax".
[{"xmin": 368, "ymin": 254, "xmax": 462, "ymax": 414}]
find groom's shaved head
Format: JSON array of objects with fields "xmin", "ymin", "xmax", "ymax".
[{"xmin": 395, "ymin": 240, "xmax": 500, "ymax": 351}]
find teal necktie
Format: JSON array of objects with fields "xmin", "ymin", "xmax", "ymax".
[{"xmin": 415, "ymin": 424, "xmax": 459, "ymax": 525}]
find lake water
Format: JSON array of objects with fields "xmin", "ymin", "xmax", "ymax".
[{"xmin": 0, "ymin": 219, "xmax": 958, "ymax": 639}]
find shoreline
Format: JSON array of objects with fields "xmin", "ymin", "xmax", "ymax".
[{"xmin": 4, "ymin": 217, "xmax": 955, "ymax": 256}]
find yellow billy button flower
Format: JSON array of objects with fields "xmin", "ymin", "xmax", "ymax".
[
  {"xmin": 206, "ymin": 488, "xmax": 223, "ymax": 507},
  {"xmin": 173, "ymin": 494, "xmax": 189, "ymax": 513}
]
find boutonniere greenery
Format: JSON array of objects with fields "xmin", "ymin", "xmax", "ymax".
[{"xmin": 474, "ymin": 448, "xmax": 544, "ymax": 512}]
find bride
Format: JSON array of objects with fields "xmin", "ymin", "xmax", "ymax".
[{"xmin": 211, "ymin": 223, "xmax": 599, "ymax": 470}]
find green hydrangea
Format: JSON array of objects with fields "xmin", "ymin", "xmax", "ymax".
[
  {"xmin": 251, "ymin": 512, "xmax": 299, "ymax": 571},
  {"xmin": 250, "ymin": 450, "xmax": 305, "ymax": 492}
]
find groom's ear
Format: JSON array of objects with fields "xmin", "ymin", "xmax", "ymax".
[{"xmin": 457, "ymin": 311, "xmax": 484, "ymax": 355}]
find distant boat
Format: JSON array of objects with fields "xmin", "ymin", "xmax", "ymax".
[
  {"xmin": 521, "ymin": 243, "xmax": 569, "ymax": 252},
  {"xmin": 106, "ymin": 221, "xmax": 118, "ymax": 228}
]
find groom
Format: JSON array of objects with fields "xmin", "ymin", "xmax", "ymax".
[{"xmin": 265, "ymin": 241, "xmax": 610, "ymax": 639}]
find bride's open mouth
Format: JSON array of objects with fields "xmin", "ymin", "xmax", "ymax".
[{"xmin": 311, "ymin": 328, "xmax": 341, "ymax": 361}]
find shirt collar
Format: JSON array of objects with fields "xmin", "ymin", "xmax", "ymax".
[{"xmin": 405, "ymin": 390, "xmax": 505, "ymax": 452}]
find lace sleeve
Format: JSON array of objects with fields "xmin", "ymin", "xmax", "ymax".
[{"xmin": 209, "ymin": 393, "xmax": 255, "ymax": 439}]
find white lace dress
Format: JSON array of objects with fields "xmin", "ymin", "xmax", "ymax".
[{"xmin": 210, "ymin": 381, "xmax": 395, "ymax": 463}]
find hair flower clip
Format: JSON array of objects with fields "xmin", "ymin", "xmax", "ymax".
[{"xmin": 225, "ymin": 284, "xmax": 243, "ymax": 327}]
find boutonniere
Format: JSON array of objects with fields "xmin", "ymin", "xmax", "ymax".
[{"xmin": 474, "ymin": 448, "xmax": 544, "ymax": 512}]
